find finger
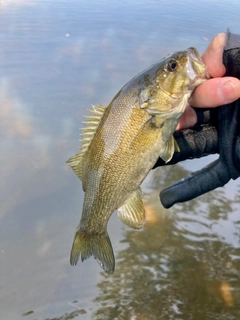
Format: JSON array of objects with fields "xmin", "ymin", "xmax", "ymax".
[
  {"xmin": 160, "ymin": 159, "xmax": 229, "ymax": 208},
  {"xmin": 189, "ymin": 77, "xmax": 240, "ymax": 108},
  {"xmin": 176, "ymin": 104, "xmax": 197, "ymax": 130},
  {"xmin": 202, "ymin": 33, "xmax": 226, "ymax": 77}
]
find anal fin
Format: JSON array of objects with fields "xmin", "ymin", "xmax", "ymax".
[{"xmin": 117, "ymin": 188, "xmax": 146, "ymax": 230}]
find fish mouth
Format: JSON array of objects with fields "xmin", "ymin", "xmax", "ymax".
[{"xmin": 187, "ymin": 47, "xmax": 210, "ymax": 89}]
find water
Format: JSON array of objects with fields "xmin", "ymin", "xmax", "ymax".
[{"xmin": 1, "ymin": 0, "xmax": 240, "ymax": 319}]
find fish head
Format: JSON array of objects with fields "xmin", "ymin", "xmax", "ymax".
[
  {"xmin": 138, "ymin": 47, "xmax": 209, "ymax": 115},
  {"xmin": 155, "ymin": 47, "xmax": 209, "ymax": 100},
  {"xmin": 137, "ymin": 48, "xmax": 209, "ymax": 163}
]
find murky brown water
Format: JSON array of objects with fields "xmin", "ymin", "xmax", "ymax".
[
  {"xmin": 93, "ymin": 166, "xmax": 240, "ymax": 320},
  {"xmin": 1, "ymin": 1, "xmax": 240, "ymax": 319}
]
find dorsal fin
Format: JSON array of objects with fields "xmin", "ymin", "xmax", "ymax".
[{"xmin": 66, "ymin": 105, "xmax": 106, "ymax": 180}]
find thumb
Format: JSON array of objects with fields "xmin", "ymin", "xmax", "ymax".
[{"xmin": 160, "ymin": 159, "xmax": 230, "ymax": 208}]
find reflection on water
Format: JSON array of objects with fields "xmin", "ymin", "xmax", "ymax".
[
  {"xmin": 1, "ymin": 0, "xmax": 240, "ymax": 319},
  {"xmin": 93, "ymin": 167, "xmax": 240, "ymax": 319}
]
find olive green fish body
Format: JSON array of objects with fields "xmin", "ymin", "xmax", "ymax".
[{"xmin": 67, "ymin": 47, "xmax": 209, "ymax": 273}]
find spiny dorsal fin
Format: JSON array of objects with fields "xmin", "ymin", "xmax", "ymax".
[
  {"xmin": 80, "ymin": 104, "xmax": 106, "ymax": 153},
  {"xmin": 66, "ymin": 104, "xmax": 106, "ymax": 180},
  {"xmin": 117, "ymin": 188, "xmax": 146, "ymax": 230}
]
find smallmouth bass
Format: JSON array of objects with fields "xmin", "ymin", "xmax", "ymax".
[{"xmin": 67, "ymin": 47, "xmax": 209, "ymax": 274}]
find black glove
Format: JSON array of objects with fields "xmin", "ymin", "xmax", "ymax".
[
  {"xmin": 153, "ymin": 108, "xmax": 219, "ymax": 167},
  {"xmin": 157, "ymin": 31, "xmax": 240, "ymax": 208}
]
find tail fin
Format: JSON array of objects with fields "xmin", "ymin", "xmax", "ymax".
[{"xmin": 70, "ymin": 230, "xmax": 115, "ymax": 274}]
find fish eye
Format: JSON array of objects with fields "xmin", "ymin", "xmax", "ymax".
[{"xmin": 167, "ymin": 60, "xmax": 178, "ymax": 72}]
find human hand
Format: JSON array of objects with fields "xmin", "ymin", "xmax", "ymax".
[
  {"xmin": 156, "ymin": 31, "xmax": 240, "ymax": 208},
  {"xmin": 177, "ymin": 33, "xmax": 240, "ymax": 131}
]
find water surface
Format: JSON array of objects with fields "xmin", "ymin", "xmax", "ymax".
[{"xmin": 1, "ymin": 0, "xmax": 240, "ymax": 319}]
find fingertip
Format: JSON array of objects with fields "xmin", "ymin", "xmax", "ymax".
[
  {"xmin": 202, "ymin": 33, "xmax": 226, "ymax": 77},
  {"xmin": 216, "ymin": 77, "xmax": 240, "ymax": 104},
  {"xmin": 160, "ymin": 189, "xmax": 175, "ymax": 208}
]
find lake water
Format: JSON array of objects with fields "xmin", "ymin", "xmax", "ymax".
[{"xmin": 1, "ymin": 0, "xmax": 240, "ymax": 319}]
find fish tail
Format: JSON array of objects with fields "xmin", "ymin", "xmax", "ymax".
[{"xmin": 70, "ymin": 230, "xmax": 115, "ymax": 274}]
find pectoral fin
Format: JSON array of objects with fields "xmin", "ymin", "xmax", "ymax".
[
  {"xmin": 117, "ymin": 189, "xmax": 146, "ymax": 230},
  {"xmin": 160, "ymin": 136, "xmax": 180, "ymax": 163}
]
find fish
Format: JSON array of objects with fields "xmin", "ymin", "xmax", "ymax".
[{"xmin": 67, "ymin": 47, "xmax": 209, "ymax": 274}]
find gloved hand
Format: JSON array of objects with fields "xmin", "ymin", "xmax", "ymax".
[
  {"xmin": 153, "ymin": 108, "xmax": 219, "ymax": 167},
  {"xmin": 157, "ymin": 31, "xmax": 240, "ymax": 208}
]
